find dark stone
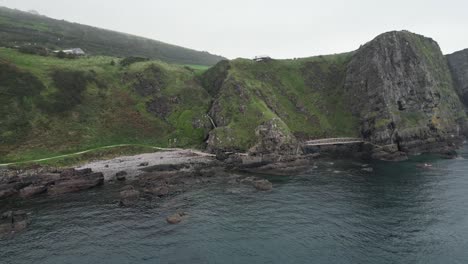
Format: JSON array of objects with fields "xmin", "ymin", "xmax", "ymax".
[
  {"xmin": 139, "ymin": 162, "xmax": 149, "ymax": 167},
  {"xmin": 116, "ymin": 171, "xmax": 127, "ymax": 181}
]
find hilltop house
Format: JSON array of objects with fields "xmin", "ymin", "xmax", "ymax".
[
  {"xmin": 54, "ymin": 48, "xmax": 86, "ymax": 56},
  {"xmin": 253, "ymin": 55, "xmax": 271, "ymax": 62}
]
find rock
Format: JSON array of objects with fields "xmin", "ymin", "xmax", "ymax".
[
  {"xmin": 144, "ymin": 185, "xmax": 169, "ymax": 197},
  {"xmin": 166, "ymin": 212, "xmax": 184, "ymax": 224},
  {"xmin": 19, "ymin": 185, "xmax": 47, "ymax": 198},
  {"xmin": 0, "ymin": 184, "xmax": 18, "ymax": 200},
  {"xmin": 249, "ymin": 118, "xmax": 302, "ymax": 156},
  {"xmin": 115, "ymin": 171, "xmax": 127, "ymax": 181},
  {"xmin": 344, "ymin": 31, "xmax": 467, "ymax": 158},
  {"xmin": 253, "ymin": 179, "xmax": 273, "ymax": 191},
  {"xmin": 0, "ymin": 210, "xmax": 30, "ymax": 236},
  {"xmin": 48, "ymin": 172, "xmax": 104, "ymax": 195},
  {"xmin": 139, "ymin": 162, "xmax": 149, "ymax": 167},
  {"xmin": 119, "ymin": 186, "xmax": 140, "ymax": 206},
  {"xmin": 447, "ymin": 49, "xmax": 468, "ymax": 109}
]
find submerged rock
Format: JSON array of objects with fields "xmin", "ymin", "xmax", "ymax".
[
  {"xmin": 253, "ymin": 179, "xmax": 273, "ymax": 191},
  {"xmin": 119, "ymin": 186, "xmax": 140, "ymax": 206},
  {"xmin": 144, "ymin": 185, "xmax": 169, "ymax": 197},
  {"xmin": 0, "ymin": 211, "xmax": 30, "ymax": 236},
  {"xmin": 166, "ymin": 212, "xmax": 186, "ymax": 224}
]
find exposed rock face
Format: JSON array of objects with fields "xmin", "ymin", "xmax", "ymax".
[
  {"xmin": 447, "ymin": 49, "xmax": 468, "ymax": 107},
  {"xmin": 344, "ymin": 31, "xmax": 467, "ymax": 159},
  {"xmin": 0, "ymin": 168, "xmax": 104, "ymax": 199},
  {"xmin": 249, "ymin": 118, "xmax": 301, "ymax": 156}
]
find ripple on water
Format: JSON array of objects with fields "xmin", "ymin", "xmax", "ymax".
[{"xmin": 2, "ymin": 147, "xmax": 468, "ymax": 263}]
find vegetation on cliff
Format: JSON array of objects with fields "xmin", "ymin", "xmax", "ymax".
[
  {"xmin": 1, "ymin": 30, "xmax": 468, "ymax": 163},
  {"xmin": 0, "ymin": 48, "xmax": 212, "ymax": 163}
]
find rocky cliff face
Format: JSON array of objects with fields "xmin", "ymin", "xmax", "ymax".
[
  {"xmin": 344, "ymin": 31, "xmax": 467, "ymax": 159},
  {"xmin": 447, "ymin": 49, "xmax": 468, "ymax": 106}
]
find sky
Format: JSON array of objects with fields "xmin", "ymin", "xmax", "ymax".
[{"xmin": 0, "ymin": 0, "xmax": 467, "ymax": 59}]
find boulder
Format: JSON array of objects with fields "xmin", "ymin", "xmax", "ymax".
[
  {"xmin": 115, "ymin": 171, "xmax": 127, "ymax": 181},
  {"xmin": 119, "ymin": 186, "xmax": 140, "ymax": 206},
  {"xmin": 139, "ymin": 162, "xmax": 149, "ymax": 167},
  {"xmin": 253, "ymin": 179, "xmax": 273, "ymax": 191},
  {"xmin": 166, "ymin": 212, "xmax": 186, "ymax": 224}
]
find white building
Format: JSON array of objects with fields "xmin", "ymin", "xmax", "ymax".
[
  {"xmin": 253, "ymin": 55, "xmax": 271, "ymax": 62},
  {"xmin": 54, "ymin": 48, "xmax": 86, "ymax": 55}
]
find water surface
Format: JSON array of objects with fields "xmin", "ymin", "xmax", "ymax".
[{"xmin": 1, "ymin": 147, "xmax": 468, "ymax": 263}]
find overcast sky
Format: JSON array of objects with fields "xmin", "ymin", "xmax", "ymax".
[{"xmin": 0, "ymin": 0, "xmax": 467, "ymax": 59}]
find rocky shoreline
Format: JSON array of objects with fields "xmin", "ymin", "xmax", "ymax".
[{"xmin": 1, "ymin": 142, "xmax": 465, "ymax": 236}]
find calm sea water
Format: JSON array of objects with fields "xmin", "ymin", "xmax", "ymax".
[{"xmin": 1, "ymin": 146, "xmax": 468, "ymax": 264}]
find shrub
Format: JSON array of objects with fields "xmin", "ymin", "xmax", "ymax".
[
  {"xmin": 18, "ymin": 45, "xmax": 49, "ymax": 56},
  {"xmin": 46, "ymin": 69, "xmax": 91, "ymax": 112},
  {"xmin": 120, "ymin": 56, "xmax": 149, "ymax": 67}
]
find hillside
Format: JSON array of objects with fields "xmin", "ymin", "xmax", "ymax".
[
  {"xmin": 0, "ymin": 48, "xmax": 212, "ymax": 163},
  {"xmin": 202, "ymin": 55, "xmax": 358, "ymax": 154},
  {"xmin": 0, "ymin": 6, "xmax": 225, "ymax": 66},
  {"xmin": 1, "ymin": 30, "xmax": 468, "ymax": 163}
]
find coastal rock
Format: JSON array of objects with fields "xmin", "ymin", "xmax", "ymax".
[
  {"xmin": 344, "ymin": 31, "xmax": 468, "ymax": 158},
  {"xmin": 0, "ymin": 211, "xmax": 30, "ymax": 236},
  {"xmin": 253, "ymin": 179, "xmax": 273, "ymax": 191},
  {"xmin": 0, "ymin": 184, "xmax": 18, "ymax": 200},
  {"xmin": 249, "ymin": 118, "xmax": 302, "ymax": 156},
  {"xmin": 144, "ymin": 185, "xmax": 169, "ymax": 197},
  {"xmin": 447, "ymin": 49, "xmax": 468, "ymax": 108},
  {"xmin": 119, "ymin": 186, "xmax": 140, "ymax": 206},
  {"xmin": 48, "ymin": 172, "xmax": 104, "ymax": 195},
  {"xmin": 19, "ymin": 185, "xmax": 47, "ymax": 198},
  {"xmin": 166, "ymin": 212, "xmax": 186, "ymax": 224},
  {"xmin": 115, "ymin": 171, "xmax": 127, "ymax": 181}
]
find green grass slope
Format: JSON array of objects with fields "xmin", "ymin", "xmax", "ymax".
[
  {"xmin": 0, "ymin": 48, "xmax": 212, "ymax": 163},
  {"xmin": 0, "ymin": 6, "xmax": 225, "ymax": 66},
  {"xmin": 203, "ymin": 55, "xmax": 359, "ymax": 152}
]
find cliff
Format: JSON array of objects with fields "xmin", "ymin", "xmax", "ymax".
[
  {"xmin": 447, "ymin": 49, "xmax": 468, "ymax": 107},
  {"xmin": 344, "ymin": 31, "xmax": 467, "ymax": 159},
  {"xmin": 1, "ymin": 30, "xmax": 468, "ymax": 163}
]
